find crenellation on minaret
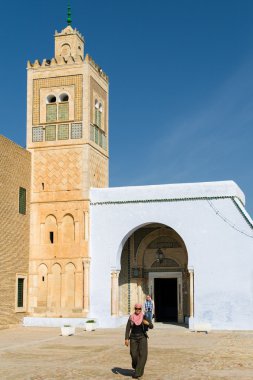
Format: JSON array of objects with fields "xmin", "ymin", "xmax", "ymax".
[{"xmin": 27, "ymin": 53, "xmax": 108, "ymax": 84}]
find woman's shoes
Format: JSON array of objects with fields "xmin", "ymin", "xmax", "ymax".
[{"xmin": 132, "ymin": 374, "xmax": 142, "ymax": 379}]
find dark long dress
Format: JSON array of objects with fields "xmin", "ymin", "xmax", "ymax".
[{"xmin": 125, "ymin": 316, "xmax": 153, "ymax": 377}]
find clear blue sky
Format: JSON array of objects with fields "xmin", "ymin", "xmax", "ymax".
[{"xmin": 0, "ymin": 0, "xmax": 253, "ymax": 215}]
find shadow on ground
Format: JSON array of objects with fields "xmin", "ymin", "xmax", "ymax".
[{"xmin": 111, "ymin": 367, "xmax": 134, "ymax": 377}]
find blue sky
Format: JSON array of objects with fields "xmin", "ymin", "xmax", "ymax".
[{"xmin": 0, "ymin": 0, "xmax": 253, "ymax": 215}]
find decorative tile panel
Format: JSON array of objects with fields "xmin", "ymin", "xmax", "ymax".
[
  {"xmin": 71, "ymin": 123, "xmax": 82, "ymax": 139},
  {"xmin": 45, "ymin": 125, "xmax": 56, "ymax": 141},
  {"xmin": 46, "ymin": 104, "xmax": 57, "ymax": 122},
  {"xmin": 32, "ymin": 127, "xmax": 44, "ymax": 142},
  {"xmin": 33, "ymin": 75, "xmax": 83, "ymax": 125},
  {"xmin": 58, "ymin": 124, "xmax": 69, "ymax": 140},
  {"xmin": 58, "ymin": 103, "xmax": 69, "ymax": 121}
]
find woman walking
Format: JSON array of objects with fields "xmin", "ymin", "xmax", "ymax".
[{"xmin": 125, "ymin": 303, "xmax": 153, "ymax": 379}]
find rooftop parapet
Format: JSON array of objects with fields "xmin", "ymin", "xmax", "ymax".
[
  {"xmin": 27, "ymin": 54, "xmax": 109, "ymax": 82},
  {"xmin": 85, "ymin": 54, "xmax": 109, "ymax": 82}
]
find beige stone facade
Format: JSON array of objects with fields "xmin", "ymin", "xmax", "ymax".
[
  {"xmin": 27, "ymin": 25, "xmax": 109, "ymax": 317},
  {"xmin": 0, "ymin": 136, "xmax": 31, "ymax": 327}
]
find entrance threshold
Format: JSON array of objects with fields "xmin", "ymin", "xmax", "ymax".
[{"xmin": 154, "ymin": 322, "xmax": 188, "ymax": 330}]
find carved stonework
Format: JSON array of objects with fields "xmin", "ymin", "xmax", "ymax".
[
  {"xmin": 33, "ymin": 148, "xmax": 82, "ymax": 192},
  {"xmin": 89, "ymin": 148, "xmax": 109, "ymax": 188}
]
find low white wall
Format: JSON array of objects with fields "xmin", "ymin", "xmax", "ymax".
[
  {"xmin": 89, "ymin": 181, "xmax": 253, "ymax": 329},
  {"xmin": 23, "ymin": 317, "xmax": 87, "ymax": 328}
]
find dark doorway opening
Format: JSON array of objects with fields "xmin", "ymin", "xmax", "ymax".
[{"xmin": 154, "ymin": 278, "xmax": 178, "ymax": 322}]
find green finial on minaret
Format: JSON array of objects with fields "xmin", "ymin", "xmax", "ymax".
[{"xmin": 67, "ymin": 3, "xmax": 72, "ymax": 25}]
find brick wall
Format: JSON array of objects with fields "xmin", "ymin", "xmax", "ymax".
[{"xmin": 0, "ymin": 135, "xmax": 31, "ymax": 327}]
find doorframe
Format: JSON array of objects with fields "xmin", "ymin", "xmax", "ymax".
[{"xmin": 148, "ymin": 271, "xmax": 183, "ymax": 323}]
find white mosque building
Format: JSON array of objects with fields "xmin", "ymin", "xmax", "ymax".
[{"xmin": 2, "ymin": 13, "xmax": 252, "ymax": 331}]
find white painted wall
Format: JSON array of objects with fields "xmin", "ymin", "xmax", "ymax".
[{"xmin": 89, "ymin": 181, "xmax": 253, "ymax": 329}]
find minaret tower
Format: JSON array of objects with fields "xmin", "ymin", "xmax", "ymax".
[{"xmin": 27, "ymin": 9, "xmax": 109, "ymax": 317}]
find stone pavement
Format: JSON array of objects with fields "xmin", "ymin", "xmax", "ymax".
[{"xmin": 0, "ymin": 324, "xmax": 253, "ymax": 379}]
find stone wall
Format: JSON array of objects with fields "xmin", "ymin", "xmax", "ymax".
[{"xmin": 0, "ymin": 135, "xmax": 31, "ymax": 327}]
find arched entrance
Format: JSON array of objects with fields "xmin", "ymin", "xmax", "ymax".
[{"xmin": 118, "ymin": 223, "xmax": 193, "ymax": 324}]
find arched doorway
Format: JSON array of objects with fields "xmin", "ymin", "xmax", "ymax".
[{"xmin": 119, "ymin": 223, "xmax": 192, "ymax": 324}]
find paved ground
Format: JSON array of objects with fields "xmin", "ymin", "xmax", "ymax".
[{"xmin": 0, "ymin": 324, "xmax": 253, "ymax": 379}]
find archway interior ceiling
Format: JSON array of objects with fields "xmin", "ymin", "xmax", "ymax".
[{"xmin": 121, "ymin": 224, "xmax": 188, "ymax": 273}]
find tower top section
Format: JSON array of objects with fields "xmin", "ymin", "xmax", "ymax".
[{"xmin": 55, "ymin": 25, "xmax": 84, "ymax": 60}]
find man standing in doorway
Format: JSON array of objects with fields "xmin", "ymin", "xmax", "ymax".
[{"xmin": 144, "ymin": 295, "xmax": 155, "ymax": 321}]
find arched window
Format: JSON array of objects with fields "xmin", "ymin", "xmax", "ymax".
[
  {"xmin": 48, "ymin": 264, "xmax": 62, "ymax": 309},
  {"xmin": 58, "ymin": 93, "xmax": 69, "ymax": 121},
  {"xmin": 46, "ymin": 93, "xmax": 69, "ymax": 123},
  {"xmin": 47, "ymin": 94, "xmax": 56, "ymax": 103},
  {"xmin": 38, "ymin": 264, "xmax": 48, "ymax": 307},
  {"xmin": 59, "ymin": 93, "xmax": 69, "ymax": 102},
  {"xmin": 45, "ymin": 215, "xmax": 57, "ymax": 244},
  {"xmin": 62, "ymin": 263, "xmax": 76, "ymax": 308},
  {"xmin": 62, "ymin": 214, "xmax": 75, "ymax": 243},
  {"xmin": 94, "ymin": 99, "xmax": 103, "ymax": 128},
  {"xmin": 46, "ymin": 94, "xmax": 57, "ymax": 122}
]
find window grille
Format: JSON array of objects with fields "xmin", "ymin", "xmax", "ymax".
[
  {"xmin": 90, "ymin": 124, "xmax": 107, "ymax": 150},
  {"xmin": 32, "ymin": 127, "xmax": 44, "ymax": 142},
  {"xmin": 99, "ymin": 129, "xmax": 103, "ymax": 146},
  {"xmin": 95, "ymin": 126, "xmax": 99, "ymax": 144},
  {"xmin": 45, "ymin": 125, "xmax": 56, "ymax": 141},
  {"xmin": 71, "ymin": 123, "xmax": 82, "ymax": 139},
  {"xmin": 46, "ymin": 104, "xmax": 57, "ymax": 122},
  {"xmin": 17, "ymin": 278, "xmax": 24, "ymax": 307},
  {"xmin": 90, "ymin": 124, "xmax": 95, "ymax": 141},
  {"xmin": 95, "ymin": 108, "xmax": 99, "ymax": 126},
  {"xmin": 58, "ymin": 124, "xmax": 69, "ymax": 140},
  {"xmin": 19, "ymin": 187, "xmax": 26, "ymax": 215},
  {"xmin": 102, "ymin": 133, "xmax": 107, "ymax": 150},
  {"xmin": 98, "ymin": 110, "xmax": 102, "ymax": 128},
  {"xmin": 58, "ymin": 102, "xmax": 69, "ymax": 121}
]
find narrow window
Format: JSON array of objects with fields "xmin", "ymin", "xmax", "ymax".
[
  {"xmin": 58, "ymin": 124, "xmax": 69, "ymax": 140},
  {"xmin": 58, "ymin": 103, "xmax": 69, "ymax": 121},
  {"xmin": 94, "ymin": 99, "xmax": 99, "ymax": 126},
  {"xmin": 46, "ymin": 104, "xmax": 57, "ymax": 122},
  {"xmin": 17, "ymin": 278, "xmax": 24, "ymax": 308},
  {"xmin": 71, "ymin": 123, "xmax": 82, "ymax": 139},
  {"xmin": 32, "ymin": 126, "xmax": 44, "ymax": 142},
  {"xmin": 42, "ymin": 183, "xmax": 44, "ymax": 190},
  {"xmin": 98, "ymin": 103, "xmax": 103, "ymax": 128},
  {"xmin": 49, "ymin": 231, "xmax": 54, "ymax": 244},
  {"xmin": 19, "ymin": 187, "xmax": 26, "ymax": 215},
  {"xmin": 45, "ymin": 125, "xmax": 56, "ymax": 141},
  {"xmin": 46, "ymin": 95, "xmax": 57, "ymax": 122}
]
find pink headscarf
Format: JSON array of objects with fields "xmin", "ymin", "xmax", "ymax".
[{"xmin": 130, "ymin": 303, "xmax": 144, "ymax": 325}]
